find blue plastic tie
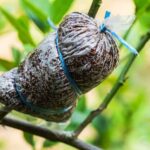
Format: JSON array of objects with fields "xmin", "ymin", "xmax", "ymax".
[
  {"xmin": 47, "ymin": 17, "xmax": 82, "ymax": 96},
  {"xmin": 100, "ymin": 11, "xmax": 138, "ymax": 55},
  {"xmin": 14, "ymin": 80, "xmax": 72, "ymax": 115},
  {"xmin": 55, "ymin": 33, "xmax": 82, "ymax": 96}
]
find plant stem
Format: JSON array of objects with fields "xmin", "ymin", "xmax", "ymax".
[
  {"xmin": 88, "ymin": 0, "xmax": 102, "ymax": 18},
  {"xmin": 1, "ymin": 117, "xmax": 102, "ymax": 150},
  {"xmin": 73, "ymin": 31, "xmax": 150, "ymax": 137}
]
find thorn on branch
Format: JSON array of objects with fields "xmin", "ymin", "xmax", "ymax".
[{"xmin": 119, "ymin": 76, "xmax": 129, "ymax": 86}]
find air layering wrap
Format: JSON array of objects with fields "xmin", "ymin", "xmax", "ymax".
[{"xmin": 0, "ymin": 12, "xmax": 119, "ymax": 122}]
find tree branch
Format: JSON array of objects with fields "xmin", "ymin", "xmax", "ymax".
[
  {"xmin": 88, "ymin": 0, "xmax": 102, "ymax": 18},
  {"xmin": 1, "ymin": 1, "xmax": 149, "ymax": 150},
  {"xmin": 73, "ymin": 31, "xmax": 150, "ymax": 137},
  {"xmin": 1, "ymin": 117, "xmax": 102, "ymax": 150},
  {"xmin": 0, "ymin": 106, "xmax": 12, "ymax": 121}
]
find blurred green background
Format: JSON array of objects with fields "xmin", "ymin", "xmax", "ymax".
[{"xmin": 0, "ymin": 0, "xmax": 150, "ymax": 150}]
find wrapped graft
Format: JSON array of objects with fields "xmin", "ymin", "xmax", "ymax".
[{"xmin": 0, "ymin": 12, "xmax": 119, "ymax": 122}]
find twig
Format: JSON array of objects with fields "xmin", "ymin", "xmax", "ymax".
[
  {"xmin": 88, "ymin": 0, "xmax": 102, "ymax": 18},
  {"xmin": 73, "ymin": 31, "xmax": 150, "ymax": 137},
  {"xmin": 1, "ymin": 117, "xmax": 102, "ymax": 150}
]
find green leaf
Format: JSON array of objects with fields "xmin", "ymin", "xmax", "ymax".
[
  {"xmin": 138, "ymin": 12, "xmax": 150, "ymax": 28},
  {"xmin": 17, "ymin": 15, "xmax": 29, "ymax": 31},
  {"xmin": 66, "ymin": 109, "xmax": 89, "ymax": 130},
  {"xmin": 92, "ymin": 116, "xmax": 110, "ymax": 134},
  {"xmin": 21, "ymin": 44, "xmax": 34, "ymax": 59},
  {"xmin": 134, "ymin": 0, "xmax": 150, "ymax": 16},
  {"xmin": 0, "ymin": 59, "xmax": 15, "ymax": 71},
  {"xmin": 43, "ymin": 140, "xmax": 57, "ymax": 148},
  {"xmin": 23, "ymin": 0, "xmax": 51, "ymax": 16},
  {"xmin": 23, "ymin": 132, "xmax": 35, "ymax": 149},
  {"xmin": 0, "ymin": 7, "xmax": 35, "ymax": 45},
  {"xmin": 134, "ymin": 0, "xmax": 150, "ymax": 11},
  {"xmin": 0, "ymin": 12, "xmax": 6, "ymax": 32},
  {"xmin": 51, "ymin": 0, "xmax": 74, "ymax": 24},
  {"xmin": 11, "ymin": 47, "xmax": 22, "ymax": 65},
  {"xmin": 21, "ymin": 0, "xmax": 50, "ymax": 33},
  {"xmin": 92, "ymin": 116, "xmax": 112, "ymax": 148},
  {"xmin": 77, "ymin": 95, "xmax": 87, "ymax": 112},
  {"xmin": 72, "ymin": 111, "xmax": 87, "ymax": 124}
]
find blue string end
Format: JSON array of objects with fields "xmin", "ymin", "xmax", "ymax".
[
  {"xmin": 47, "ymin": 17, "xmax": 57, "ymax": 31},
  {"xmin": 104, "ymin": 11, "xmax": 111, "ymax": 19},
  {"xmin": 106, "ymin": 29, "xmax": 138, "ymax": 55}
]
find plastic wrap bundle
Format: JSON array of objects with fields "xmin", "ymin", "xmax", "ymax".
[{"xmin": 0, "ymin": 12, "xmax": 119, "ymax": 122}]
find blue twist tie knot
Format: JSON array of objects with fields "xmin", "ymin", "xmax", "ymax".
[{"xmin": 100, "ymin": 11, "xmax": 138, "ymax": 55}]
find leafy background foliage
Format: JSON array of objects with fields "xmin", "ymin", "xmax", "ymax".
[{"xmin": 0, "ymin": 0, "xmax": 150, "ymax": 150}]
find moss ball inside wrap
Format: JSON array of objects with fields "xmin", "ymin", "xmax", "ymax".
[{"xmin": 0, "ymin": 12, "xmax": 119, "ymax": 122}]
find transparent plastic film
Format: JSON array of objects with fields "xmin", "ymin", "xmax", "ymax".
[{"xmin": 103, "ymin": 14, "xmax": 135, "ymax": 35}]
